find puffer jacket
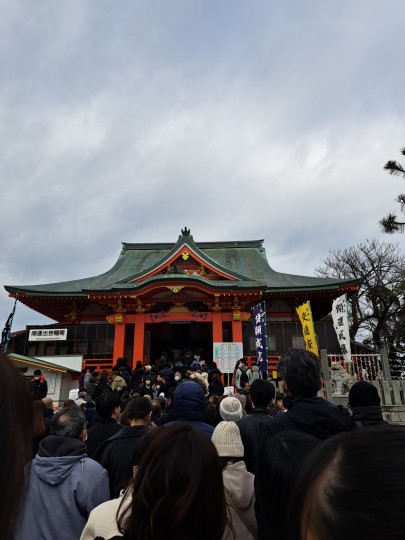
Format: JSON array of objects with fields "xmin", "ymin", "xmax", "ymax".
[
  {"xmin": 351, "ymin": 405, "xmax": 387, "ymax": 426},
  {"xmin": 164, "ymin": 380, "xmax": 214, "ymax": 437}
]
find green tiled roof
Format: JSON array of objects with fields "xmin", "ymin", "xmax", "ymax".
[
  {"xmin": 8, "ymin": 353, "xmax": 81, "ymax": 373},
  {"xmin": 4, "ymin": 233, "xmax": 358, "ymax": 295}
]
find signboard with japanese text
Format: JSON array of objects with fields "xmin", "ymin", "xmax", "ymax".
[
  {"xmin": 29, "ymin": 329, "xmax": 68, "ymax": 341},
  {"xmin": 331, "ymin": 294, "xmax": 351, "ymax": 362},
  {"xmin": 252, "ymin": 303, "xmax": 268, "ymax": 374},
  {"xmin": 213, "ymin": 342, "xmax": 243, "ymax": 374},
  {"xmin": 296, "ymin": 301, "xmax": 319, "ymax": 356}
]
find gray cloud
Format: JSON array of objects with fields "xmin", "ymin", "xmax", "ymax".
[{"xmin": 1, "ymin": 1, "xmax": 405, "ymax": 330}]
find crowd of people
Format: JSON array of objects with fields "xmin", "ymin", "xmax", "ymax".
[{"xmin": 2, "ymin": 348, "xmax": 405, "ymax": 540}]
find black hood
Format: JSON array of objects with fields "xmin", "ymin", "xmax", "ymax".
[
  {"xmin": 38, "ymin": 435, "xmax": 86, "ymax": 458},
  {"xmin": 351, "ymin": 405, "xmax": 386, "ymax": 425},
  {"xmin": 284, "ymin": 396, "xmax": 355, "ymax": 439}
]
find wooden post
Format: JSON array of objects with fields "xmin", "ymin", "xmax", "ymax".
[
  {"xmin": 379, "ymin": 345, "xmax": 391, "ymax": 380},
  {"xmin": 112, "ymin": 317, "xmax": 126, "ymax": 364},
  {"xmin": 133, "ymin": 313, "xmax": 145, "ymax": 365},
  {"xmin": 320, "ymin": 348, "xmax": 330, "ymax": 399}
]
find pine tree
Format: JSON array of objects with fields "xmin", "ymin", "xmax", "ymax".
[{"xmin": 379, "ymin": 146, "xmax": 405, "ymax": 233}]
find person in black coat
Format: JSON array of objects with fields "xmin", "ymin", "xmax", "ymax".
[
  {"xmin": 137, "ymin": 377, "xmax": 154, "ymax": 398},
  {"xmin": 131, "ymin": 361, "xmax": 145, "ymax": 391},
  {"xmin": 86, "ymin": 392, "xmax": 123, "ymax": 458},
  {"xmin": 208, "ymin": 373, "xmax": 224, "ymax": 397},
  {"xmin": 348, "ymin": 381, "xmax": 387, "ymax": 426},
  {"xmin": 29, "ymin": 370, "xmax": 48, "ymax": 400},
  {"xmin": 274, "ymin": 349, "xmax": 356, "ymax": 440},
  {"xmin": 237, "ymin": 379, "xmax": 282, "ymax": 474},
  {"xmin": 94, "ymin": 397, "xmax": 153, "ymax": 497}
]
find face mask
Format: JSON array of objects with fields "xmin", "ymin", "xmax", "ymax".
[
  {"xmin": 175, "ymin": 376, "xmax": 180, "ymax": 381},
  {"xmin": 34, "ymin": 376, "xmax": 40, "ymax": 380}
]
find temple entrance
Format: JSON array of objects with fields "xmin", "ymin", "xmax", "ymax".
[{"xmin": 146, "ymin": 322, "xmax": 213, "ymax": 364}]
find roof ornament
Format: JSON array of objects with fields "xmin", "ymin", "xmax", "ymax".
[{"xmin": 181, "ymin": 227, "xmax": 191, "ymax": 237}]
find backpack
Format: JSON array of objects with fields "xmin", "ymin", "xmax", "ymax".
[{"xmin": 239, "ymin": 368, "xmax": 249, "ymax": 386}]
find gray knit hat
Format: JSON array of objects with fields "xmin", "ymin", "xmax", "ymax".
[
  {"xmin": 212, "ymin": 421, "xmax": 244, "ymax": 458},
  {"xmin": 220, "ymin": 396, "xmax": 243, "ymax": 422}
]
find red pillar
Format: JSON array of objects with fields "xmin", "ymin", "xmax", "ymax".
[
  {"xmin": 133, "ymin": 313, "xmax": 145, "ymax": 365},
  {"xmin": 212, "ymin": 312, "xmax": 223, "ymax": 343},
  {"xmin": 113, "ymin": 317, "xmax": 126, "ymax": 363},
  {"xmin": 232, "ymin": 311, "xmax": 243, "ymax": 343}
]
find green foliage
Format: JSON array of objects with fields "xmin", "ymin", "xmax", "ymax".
[{"xmin": 380, "ymin": 146, "xmax": 405, "ymax": 233}]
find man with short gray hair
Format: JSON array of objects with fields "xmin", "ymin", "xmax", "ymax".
[{"xmin": 16, "ymin": 408, "xmax": 109, "ymax": 540}]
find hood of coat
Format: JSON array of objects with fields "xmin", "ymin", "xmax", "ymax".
[
  {"xmin": 173, "ymin": 381, "xmax": 205, "ymax": 421},
  {"xmin": 34, "ymin": 435, "xmax": 87, "ymax": 486},
  {"xmin": 223, "ymin": 461, "xmax": 254, "ymax": 510},
  {"xmin": 351, "ymin": 405, "xmax": 385, "ymax": 424},
  {"xmin": 283, "ymin": 396, "xmax": 355, "ymax": 439}
]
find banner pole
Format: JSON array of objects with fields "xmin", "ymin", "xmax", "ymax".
[{"xmin": 1, "ymin": 297, "xmax": 18, "ymax": 353}]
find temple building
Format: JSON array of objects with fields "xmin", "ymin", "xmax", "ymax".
[{"xmin": 5, "ymin": 228, "xmax": 358, "ymax": 371}]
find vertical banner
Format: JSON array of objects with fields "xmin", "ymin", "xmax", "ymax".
[
  {"xmin": 0, "ymin": 298, "xmax": 17, "ymax": 352},
  {"xmin": 296, "ymin": 301, "xmax": 319, "ymax": 356},
  {"xmin": 331, "ymin": 293, "xmax": 351, "ymax": 363},
  {"xmin": 252, "ymin": 302, "xmax": 268, "ymax": 375}
]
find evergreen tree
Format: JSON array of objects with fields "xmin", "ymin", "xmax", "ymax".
[{"xmin": 379, "ymin": 146, "xmax": 405, "ymax": 233}]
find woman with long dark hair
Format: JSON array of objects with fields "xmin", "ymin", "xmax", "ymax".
[
  {"xmin": 82, "ymin": 424, "xmax": 227, "ymax": 540},
  {"xmin": 120, "ymin": 424, "xmax": 226, "ymax": 540}
]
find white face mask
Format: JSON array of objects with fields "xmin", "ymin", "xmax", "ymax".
[
  {"xmin": 175, "ymin": 376, "xmax": 181, "ymax": 381},
  {"xmin": 34, "ymin": 376, "xmax": 40, "ymax": 380}
]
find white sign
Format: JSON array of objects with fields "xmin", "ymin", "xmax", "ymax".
[
  {"xmin": 29, "ymin": 329, "xmax": 68, "ymax": 341},
  {"xmin": 331, "ymin": 294, "xmax": 351, "ymax": 362},
  {"xmin": 213, "ymin": 342, "xmax": 243, "ymax": 374}
]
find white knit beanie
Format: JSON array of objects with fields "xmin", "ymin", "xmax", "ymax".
[
  {"xmin": 220, "ymin": 396, "xmax": 243, "ymax": 422},
  {"xmin": 212, "ymin": 421, "xmax": 244, "ymax": 458}
]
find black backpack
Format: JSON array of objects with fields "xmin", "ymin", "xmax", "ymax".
[{"xmin": 239, "ymin": 368, "xmax": 249, "ymax": 386}]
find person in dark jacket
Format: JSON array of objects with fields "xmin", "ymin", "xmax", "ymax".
[
  {"xmin": 119, "ymin": 366, "xmax": 133, "ymax": 389},
  {"xmin": 131, "ymin": 360, "xmax": 145, "ymax": 390},
  {"xmin": 94, "ymin": 397, "xmax": 153, "ymax": 497},
  {"xmin": 208, "ymin": 361, "xmax": 222, "ymax": 383},
  {"xmin": 29, "ymin": 369, "xmax": 48, "ymax": 400},
  {"xmin": 158, "ymin": 388, "xmax": 175, "ymax": 425},
  {"xmin": 15, "ymin": 407, "xmax": 109, "ymax": 540},
  {"xmin": 137, "ymin": 376, "xmax": 154, "ymax": 397},
  {"xmin": 86, "ymin": 372, "xmax": 100, "ymax": 399},
  {"xmin": 237, "ymin": 379, "xmax": 282, "ymax": 474},
  {"xmin": 274, "ymin": 349, "xmax": 356, "ymax": 438},
  {"xmin": 93, "ymin": 369, "xmax": 109, "ymax": 399},
  {"xmin": 348, "ymin": 381, "xmax": 387, "ymax": 426},
  {"xmin": 209, "ymin": 372, "xmax": 225, "ymax": 396},
  {"xmin": 86, "ymin": 392, "xmax": 123, "ymax": 458},
  {"xmin": 163, "ymin": 380, "xmax": 214, "ymax": 437}
]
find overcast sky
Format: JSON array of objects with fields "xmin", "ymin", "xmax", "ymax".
[{"xmin": 1, "ymin": 0, "xmax": 405, "ymax": 331}]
